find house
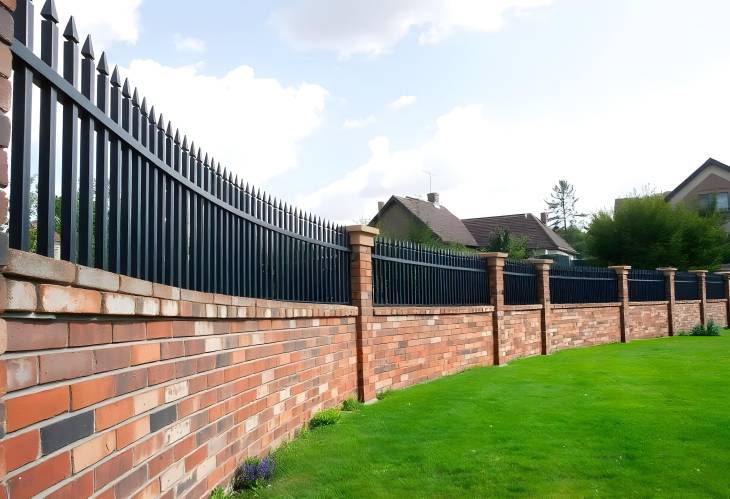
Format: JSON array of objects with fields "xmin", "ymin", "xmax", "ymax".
[
  {"xmin": 665, "ymin": 157, "xmax": 730, "ymax": 231},
  {"xmin": 370, "ymin": 193, "xmax": 577, "ymax": 259}
]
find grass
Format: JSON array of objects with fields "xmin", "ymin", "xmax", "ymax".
[{"xmin": 229, "ymin": 333, "xmax": 730, "ymax": 498}]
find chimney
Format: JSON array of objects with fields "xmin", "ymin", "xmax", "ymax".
[
  {"xmin": 377, "ymin": 201, "xmax": 385, "ymax": 211},
  {"xmin": 540, "ymin": 212, "xmax": 548, "ymax": 224},
  {"xmin": 427, "ymin": 192, "xmax": 440, "ymax": 205}
]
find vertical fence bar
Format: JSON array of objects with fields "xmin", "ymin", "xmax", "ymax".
[
  {"xmin": 94, "ymin": 53, "xmax": 109, "ymax": 269},
  {"xmin": 108, "ymin": 67, "xmax": 122, "ymax": 271},
  {"xmin": 60, "ymin": 18, "xmax": 80, "ymax": 262},
  {"xmin": 155, "ymin": 114, "xmax": 166, "ymax": 284},
  {"xmin": 130, "ymin": 90, "xmax": 142, "ymax": 277},
  {"xmin": 139, "ymin": 99, "xmax": 149, "ymax": 279},
  {"xmin": 78, "ymin": 35, "xmax": 95, "ymax": 265},
  {"xmin": 119, "ymin": 79, "xmax": 132, "ymax": 274},
  {"xmin": 36, "ymin": 3, "xmax": 59, "ymax": 257}
]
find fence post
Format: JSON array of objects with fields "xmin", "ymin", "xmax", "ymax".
[
  {"xmin": 720, "ymin": 272, "xmax": 730, "ymax": 327},
  {"xmin": 609, "ymin": 266, "xmax": 631, "ymax": 343},
  {"xmin": 657, "ymin": 268, "xmax": 677, "ymax": 336},
  {"xmin": 483, "ymin": 252, "xmax": 507, "ymax": 365},
  {"xmin": 528, "ymin": 259, "xmax": 553, "ymax": 355},
  {"xmin": 689, "ymin": 270, "xmax": 708, "ymax": 325},
  {"xmin": 347, "ymin": 224, "xmax": 379, "ymax": 403}
]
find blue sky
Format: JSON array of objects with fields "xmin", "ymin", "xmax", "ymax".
[{"xmin": 52, "ymin": 0, "xmax": 730, "ymax": 223}]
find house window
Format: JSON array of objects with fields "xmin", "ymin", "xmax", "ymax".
[
  {"xmin": 717, "ymin": 192, "xmax": 729, "ymax": 211},
  {"xmin": 697, "ymin": 192, "xmax": 729, "ymax": 212}
]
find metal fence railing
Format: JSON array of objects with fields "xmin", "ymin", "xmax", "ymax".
[
  {"xmin": 504, "ymin": 260, "xmax": 538, "ymax": 305},
  {"xmin": 372, "ymin": 240, "xmax": 488, "ymax": 306},
  {"xmin": 549, "ymin": 264, "xmax": 619, "ymax": 304},
  {"xmin": 628, "ymin": 268, "xmax": 666, "ymax": 302},
  {"xmin": 674, "ymin": 272, "xmax": 699, "ymax": 301},
  {"xmin": 706, "ymin": 273, "xmax": 726, "ymax": 300},
  {"xmin": 7, "ymin": 1, "xmax": 351, "ymax": 304}
]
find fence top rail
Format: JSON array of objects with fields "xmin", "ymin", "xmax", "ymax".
[
  {"xmin": 675, "ymin": 271, "xmax": 699, "ymax": 282},
  {"xmin": 9, "ymin": 3, "xmax": 349, "ymax": 252},
  {"xmin": 504, "ymin": 259, "xmax": 537, "ymax": 276},
  {"xmin": 550, "ymin": 263, "xmax": 616, "ymax": 279},
  {"xmin": 706, "ymin": 273, "xmax": 724, "ymax": 283},
  {"xmin": 373, "ymin": 238, "xmax": 485, "ymax": 268}
]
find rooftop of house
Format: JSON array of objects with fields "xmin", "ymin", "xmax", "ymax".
[
  {"xmin": 665, "ymin": 157, "xmax": 730, "ymax": 202},
  {"xmin": 462, "ymin": 213, "xmax": 577, "ymax": 254}
]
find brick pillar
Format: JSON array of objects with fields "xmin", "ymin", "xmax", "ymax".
[
  {"xmin": 720, "ymin": 272, "xmax": 730, "ymax": 328},
  {"xmin": 610, "ymin": 266, "xmax": 631, "ymax": 343},
  {"xmin": 657, "ymin": 268, "xmax": 677, "ymax": 336},
  {"xmin": 689, "ymin": 270, "xmax": 708, "ymax": 325},
  {"xmin": 347, "ymin": 225, "xmax": 379, "ymax": 403},
  {"xmin": 484, "ymin": 252, "xmax": 507, "ymax": 365},
  {"xmin": 0, "ymin": 1, "xmax": 14, "ymax": 489},
  {"xmin": 529, "ymin": 259, "xmax": 553, "ymax": 355}
]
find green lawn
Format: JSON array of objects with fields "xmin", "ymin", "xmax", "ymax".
[{"xmin": 237, "ymin": 334, "xmax": 730, "ymax": 498}]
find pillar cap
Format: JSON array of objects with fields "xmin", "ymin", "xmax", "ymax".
[
  {"xmin": 527, "ymin": 258, "xmax": 554, "ymax": 265},
  {"xmin": 479, "ymin": 252, "xmax": 508, "ymax": 258},
  {"xmin": 608, "ymin": 265, "xmax": 631, "ymax": 272},
  {"xmin": 688, "ymin": 269, "xmax": 708, "ymax": 274},
  {"xmin": 656, "ymin": 267, "xmax": 677, "ymax": 272},
  {"xmin": 346, "ymin": 225, "xmax": 379, "ymax": 236}
]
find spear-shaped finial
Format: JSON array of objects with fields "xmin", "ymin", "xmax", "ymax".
[
  {"xmin": 41, "ymin": 0, "xmax": 59, "ymax": 23},
  {"xmin": 110, "ymin": 66, "xmax": 121, "ymax": 87},
  {"xmin": 122, "ymin": 78, "xmax": 131, "ymax": 98},
  {"xmin": 97, "ymin": 52, "xmax": 109, "ymax": 75},
  {"xmin": 81, "ymin": 35, "xmax": 95, "ymax": 59},
  {"xmin": 63, "ymin": 16, "xmax": 79, "ymax": 42}
]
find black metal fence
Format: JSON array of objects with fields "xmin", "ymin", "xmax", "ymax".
[
  {"xmin": 372, "ymin": 240, "xmax": 488, "ymax": 306},
  {"xmin": 628, "ymin": 268, "xmax": 666, "ymax": 302},
  {"xmin": 674, "ymin": 272, "xmax": 699, "ymax": 301},
  {"xmin": 706, "ymin": 273, "xmax": 726, "ymax": 300},
  {"xmin": 549, "ymin": 264, "xmax": 618, "ymax": 304},
  {"xmin": 504, "ymin": 260, "xmax": 538, "ymax": 305},
  {"xmin": 7, "ymin": 0, "xmax": 350, "ymax": 303}
]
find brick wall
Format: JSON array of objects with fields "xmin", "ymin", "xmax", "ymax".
[
  {"xmin": 0, "ymin": 251, "xmax": 357, "ymax": 499},
  {"xmin": 674, "ymin": 301, "xmax": 702, "ymax": 333},
  {"xmin": 628, "ymin": 302, "xmax": 670, "ymax": 339},
  {"xmin": 705, "ymin": 300, "xmax": 728, "ymax": 327},
  {"xmin": 549, "ymin": 304, "xmax": 622, "ymax": 352},
  {"xmin": 499, "ymin": 306, "xmax": 543, "ymax": 363},
  {"xmin": 368, "ymin": 307, "xmax": 493, "ymax": 393}
]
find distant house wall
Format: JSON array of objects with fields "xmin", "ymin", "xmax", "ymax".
[
  {"xmin": 668, "ymin": 170, "xmax": 730, "ymax": 207},
  {"xmin": 373, "ymin": 203, "xmax": 425, "ymax": 240}
]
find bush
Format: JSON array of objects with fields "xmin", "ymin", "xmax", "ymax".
[
  {"xmin": 376, "ymin": 389, "xmax": 392, "ymax": 401},
  {"xmin": 309, "ymin": 408, "xmax": 341, "ymax": 429},
  {"xmin": 232, "ymin": 455, "xmax": 276, "ymax": 491},
  {"xmin": 209, "ymin": 487, "xmax": 227, "ymax": 499},
  {"xmin": 341, "ymin": 398, "xmax": 363, "ymax": 411},
  {"xmin": 690, "ymin": 321, "xmax": 721, "ymax": 337}
]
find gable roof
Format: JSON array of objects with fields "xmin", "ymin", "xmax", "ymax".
[
  {"xmin": 462, "ymin": 213, "xmax": 577, "ymax": 254},
  {"xmin": 666, "ymin": 157, "xmax": 730, "ymax": 202},
  {"xmin": 371, "ymin": 196, "xmax": 478, "ymax": 246}
]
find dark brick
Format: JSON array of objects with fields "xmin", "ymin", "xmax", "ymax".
[
  {"xmin": 149, "ymin": 405, "xmax": 177, "ymax": 433},
  {"xmin": 115, "ymin": 369, "xmax": 147, "ymax": 395},
  {"xmin": 176, "ymin": 473, "xmax": 195, "ymax": 496},
  {"xmin": 40, "ymin": 410, "xmax": 94, "ymax": 455},
  {"xmin": 216, "ymin": 352, "xmax": 232, "ymax": 368},
  {"xmin": 114, "ymin": 462, "xmax": 147, "ymax": 498}
]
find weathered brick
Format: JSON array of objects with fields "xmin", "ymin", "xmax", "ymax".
[
  {"xmin": 119, "ymin": 275, "xmax": 153, "ymax": 296},
  {"xmin": 148, "ymin": 363, "xmax": 175, "ymax": 386},
  {"xmin": 39, "ymin": 351, "xmax": 94, "ymax": 383},
  {"xmin": 160, "ymin": 340, "xmax": 185, "ymax": 360},
  {"xmin": 94, "ymin": 345, "xmax": 132, "ymax": 373},
  {"xmin": 69, "ymin": 322, "xmax": 112, "ymax": 346},
  {"xmin": 160, "ymin": 299, "xmax": 179, "ymax": 316},
  {"xmin": 2, "ymin": 429, "xmax": 39, "ymax": 472},
  {"xmin": 8, "ymin": 451, "xmax": 71, "ymax": 499},
  {"xmin": 6, "ymin": 320, "xmax": 68, "ymax": 351},
  {"xmin": 4, "ymin": 278, "xmax": 36, "ymax": 311},
  {"xmin": 6, "ymin": 386, "xmax": 69, "ymax": 431},
  {"xmin": 160, "ymin": 460, "xmax": 184, "ymax": 491},
  {"xmin": 164, "ymin": 381, "xmax": 188, "ymax": 403},
  {"xmin": 147, "ymin": 447, "xmax": 174, "ymax": 478},
  {"xmin": 75, "ymin": 265, "xmax": 120, "ymax": 292},
  {"xmin": 72, "ymin": 431, "xmax": 116, "ymax": 471},
  {"xmin": 136, "ymin": 296, "xmax": 160, "ymax": 315},
  {"xmin": 71, "ymin": 376, "xmax": 116, "ymax": 410},
  {"xmin": 102, "ymin": 292, "xmax": 136, "ymax": 315},
  {"xmin": 6, "ymin": 356, "xmax": 37, "ymax": 391},
  {"xmin": 152, "ymin": 283, "xmax": 180, "ymax": 301},
  {"xmin": 40, "ymin": 410, "xmax": 94, "ymax": 455},
  {"xmin": 5, "ymin": 249, "xmax": 76, "ymax": 283},
  {"xmin": 113, "ymin": 322, "xmax": 146, "ymax": 342},
  {"xmin": 132, "ymin": 479, "xmax": 160, "ymax": 499},
  {"xmin": 132, "ymin": 389, "xmax": 161, "ymax": 415},
  {"xmin": 38, "ymin": 284, "xmax": 102, "ymax": 314},
  {"xmin": 95, "ymin": 397, "xmax": 134, "ymax": 430},
  {"xmin": 115, "ymin": 369, "xmax": 148, "ymax": 395}
]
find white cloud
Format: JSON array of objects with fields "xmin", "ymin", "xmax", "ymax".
[
  {"xmin": 121, "ymin": 60, "xmax": 328, "ymax": 185},
  {"xmin": 297, "ymin": 63, "xmax": 730, "ymax": 224},
  {"xmin": 274, "ymin": 0, "xmax": 553, "ymax": 57},
  {"xmin": 53, "ymin": 0, "xmax": 142, "ymax": 46},
  {"xmin": 389, "ymin": 95, "xmax": 417, "ymax": 111},
  {"xmin": 174, "ymin": 34, "xmax": 206, "ymax": 53},
  {"xmin": 343, "ymin": 115, "xmax": 376, "ymax": 129}
]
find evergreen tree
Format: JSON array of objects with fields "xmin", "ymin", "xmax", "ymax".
[{"xmin": 546, "ymin": 180, "xmax": 587, "ymax": 230}]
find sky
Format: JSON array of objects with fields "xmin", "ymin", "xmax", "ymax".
[{"xmin": 43, "ymin": 0, "xmax": 730, "ymax": 224}]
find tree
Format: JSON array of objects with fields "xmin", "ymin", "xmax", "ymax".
[
  {"xmin": 546, "ymin": 180, "xmax": 587, "ymax": 230},
  {"xmin": 555, "ymin": 225, "xmax": 588, "ymax": 257},
  {"xmin": 586, "ymin": 195, "xmax": 730, "ymax": 270},
  {"xmin": 485, "ymin": 227, "xmax": 530, "ymax": 260}
]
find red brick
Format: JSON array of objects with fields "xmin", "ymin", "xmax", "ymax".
[
  {"xmin": 160, "ymin": 340, "xmax": 185, "ymax": 359},
  {"xmin": 5, "ymin": 356, "xmax": 38, "ymax": 391},
  {"xmin": 147, "ymin": 321, "xmax": 172, "ymax": 339},
  {"xmin": 71, "ymin": 376, "xmax": 116, "ymax": 410},
  {"xmin": 6, "ymin": 386, "xmax": 69, "ymax": 431},
  {"xmin": 115, "ymin": 463, "xmax": 148, "ymax": 498},
  {"xmin": 0, "ymin": 1, "xmax": 15, "ymax": 13},
  {"xmin": 113, "ymin": 322, "xmax": 146, "ymax": 342},
  {"xmin": 94, "ymin": 448, "xmax": 133, "ymax": 491},
  {"xmin": 132, "ymin": 343, "xmax": 161, "ymax": 365},
  {"xmin": 5, "ymin": 249, "xmax": 76, "ymax": 284},
  {"xmin": 147, "ymin": 363, "xmax": 175, "ymax": 386},
  {"xmin": 95, "ymin": 397, "xmax": 134, "ymax": 430},
  {"xmin": 132, "ymin": 479, "xmax": 160, "ymax": 499},
  {"xmin": 94, "ymin": 345, "xmax": 132, "ymax": 373},
  {"xmin": 117, "ymin": 416, "xmax": 150, "ymax": 449},
  {"xmin": 46, "ymin": 471, "xmax": 93, "ymax": 499},
  {"xmin": 69, "ymin": 322, "xmax": 112, "ymax": 346},
  {"xmin": 132, "ymin": 433, "xmax": 163, "ymax": 466},
  {"xmin": 184, "ymin": 445, "xmax": 207, "ymax": 472},
  {"xmin": 115, "ymin": 369, "xmax": 148, "ymax": 395},
  {"xmin": 8, "ymin": 452, "xmax": 71, "ymax": 499},
  {"xmin": 2, "ymin": 429, "xmax": 39, "ymax": 472},
  {"xmin": 6, "ymin": 321, "xmax": 68, "ymax": 351},
  {"xmin": 148, "ymin": 447, "xmax": 174, "ymax": 478},
  {"xmin": 39, "ymin": 351, "xmax": 94, "ymax": 383}
]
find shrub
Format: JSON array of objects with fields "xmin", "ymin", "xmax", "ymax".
[
  {"xmin": 209, "ymin": 487, "xmax": 227, "ymax": 499},
  {"xmin": 376, "ymin": 389, "xmax": 392, "ymax": 401},
  {"xmin": 341, "ymin": 398, "xmax": 363, "ymax": 411},
  {"xmin": 309, "ymin": 408, "xmax": 341, "ymax": 429},
  {"xmin": 689, "ymin": 321, "xmax": 722, "ymax": 337},
  {"xmin": 232, "ymin": 455, "xmax": 276, "ymax": 491}
]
